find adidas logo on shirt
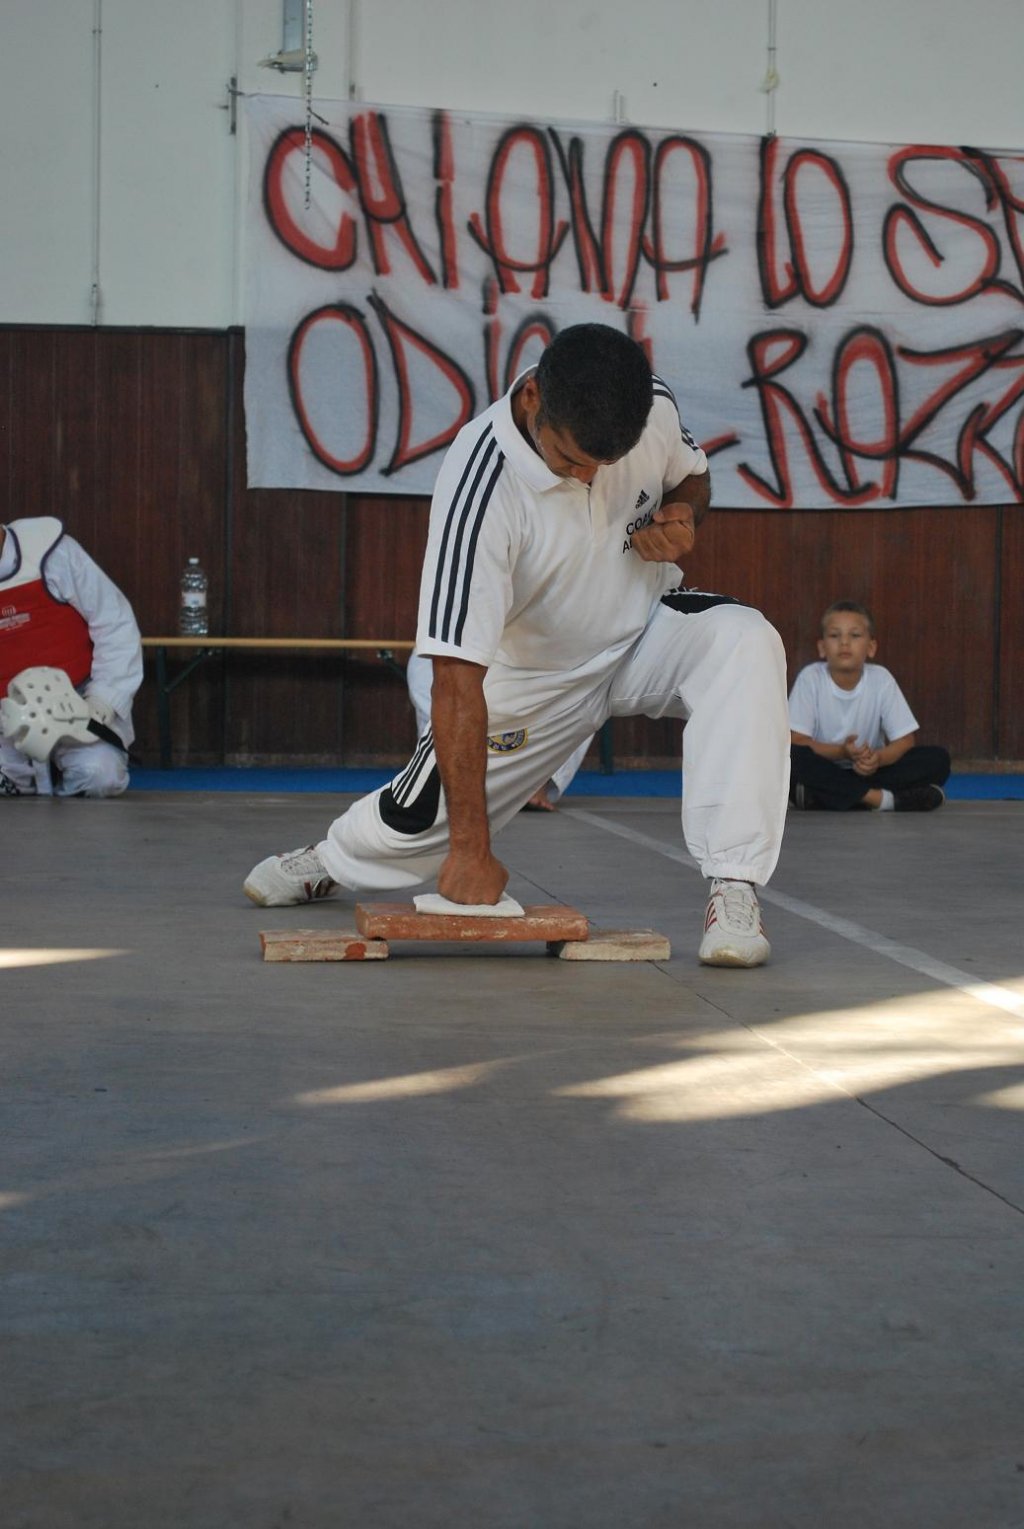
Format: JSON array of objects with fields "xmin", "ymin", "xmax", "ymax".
[{"xmin": 623, "ymin": 494, "xmax": 656, "ymax": 553}]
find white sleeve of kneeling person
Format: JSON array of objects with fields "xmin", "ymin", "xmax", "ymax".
[{"xmin": 45, "ymin": 536, "xmax": 143, "ymax": 720}]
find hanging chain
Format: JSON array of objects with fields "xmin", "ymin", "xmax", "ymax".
[{"xmin": 304, "ymin": 0, "xmax": 314, "ymax": 208}]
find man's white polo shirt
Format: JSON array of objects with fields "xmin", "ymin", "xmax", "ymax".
[{"xmin": 417, "ymin": 372, "xmax": 707, "ymax": 713}]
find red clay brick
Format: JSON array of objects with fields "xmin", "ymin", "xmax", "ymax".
[
  {"xmin": 261, "ymin": 929, "xmax": 390, "ymax": 962},
  {"xmin": 355, "ymin": 902, "xmax": 589, "ymax": 943},
  {"xmin": 548, "ymin": 928, "xmax": 671, "ymax": 961}
]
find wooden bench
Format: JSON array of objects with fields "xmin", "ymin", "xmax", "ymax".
[
  {"xmin": 142, "ymin": 637, "xmax": 414, "ymax": 769},
  {"xmin": 142, "ymin": 638, "xmax": 617, "ymax": 775}
]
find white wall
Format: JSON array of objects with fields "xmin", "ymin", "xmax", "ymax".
[{"xmin": 2, "ymin": 0, "xmax": 1022, "ymax": 326}]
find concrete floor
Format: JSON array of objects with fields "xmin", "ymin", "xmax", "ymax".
[{"xmin": 4, "ymin": 791, "xmax": 1024, "ymax": 1528}]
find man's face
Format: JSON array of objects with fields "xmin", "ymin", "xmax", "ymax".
[
  {"xmin": 519, "ymin": 378, "xmax": 613, "ymax": 485},
  {"xmin": 817, "ymin": 611, "xmax": 877, "ymax": 675}
]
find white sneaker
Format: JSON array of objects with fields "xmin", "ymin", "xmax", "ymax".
[
  {"xmin": 698, "ymin": 878, "xmax": 770, "ymax": 967},
  {"xmin": 243, "ymin": 845, "xmax": 339, "ymax": 907}
]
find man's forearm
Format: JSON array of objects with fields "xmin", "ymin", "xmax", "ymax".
[
  {"xmin": 662, "ymin": 468, "xmax": 711, "ymax": 526},
  {"xmin": 430, "ymin": 656, "xmax": 491, "ymax": 854},
  {"xmin": 430, "ymin": 655, "xmax": 509, "ymax": 905},
  {"xmin": 632, "ymin": 469, "xmax": 709, "ymax": 566}
]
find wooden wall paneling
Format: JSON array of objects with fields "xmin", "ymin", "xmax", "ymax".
[
  {"xmin": 125, "ymin": 331, "xmax": 228, "ymax": 764},
  {"xmin": 0, "ymin": 328, "xmax": 110, "ymax": 558},
  {"xmin": 0, "ymin": 331, "xmax": 17, "ymax": 504},
  {"xmin": 135, "ymin": 331, "xmax": 230, "ymax": 632},
  {"xmin": 2, "ymin": 329, "xmax": 37, "ymax": 512},
  {"xmin": 859, "ymin": 507, "xmax": 999, "ymax": 762},
  {"xmin": 605, "ymin": 717, "xmax": 681, "ymax": 770},
  {"xmin": 104, "ymin": 333, "xmax": 147, "ymax": 575},
  {"xmin": 341, "ymin": 495, "xmax": 429, "ymax": 763},
  {"xmin": 1, "ymin": 326, "xmax": 1015, "ymax": 768},
  {"xmin": 54, "ymin": 329, "xmax": 228, "ymax": 765},
  {"xmin": 225, "ymin": 339, "xmax": 352, "ymax": 763},
  {"xmin": 685, "ymin": 506, "xmax": 1000, "ymax": 761},
  {"xmin": 156, "ymin": 331, "xmax": 230, "ymax": 763},
  {"xmin": 997, "ymin": 505, "xmax": 1024, "ymax": 762},
  {"xmin": 223, "ymin": 483, "xmax": 350, "ymax": 762},
  {"xmin": 3, "ymin": 329, "xmax": 58, "ymax": 514},
  {"xmin": 58, "ymin": 332, "xmax": 107, "ymax": 560}
]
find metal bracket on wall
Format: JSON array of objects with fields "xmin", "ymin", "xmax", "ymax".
[
  {"xmin": 259, "ymin": 0, "xmax": 319, "ymax": 72},
  {"xmin": 219, "ymin": 77, "xmax": 242, "ymax": 135}
]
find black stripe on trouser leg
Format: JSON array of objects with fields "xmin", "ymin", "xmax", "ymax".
[
  {"xmin": 390, "ymin": 729, "xmax": 435, "ymax": 806},
  {"xmin": 660, "ymin": 588, "xmax": 744, "ymax": 615},
  {"xmin": 379, "ymin": 737, "xmax": 443, "ymax": 835}
]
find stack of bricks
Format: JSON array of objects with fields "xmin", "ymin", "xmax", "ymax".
[{"xmin": 260, "ymin": 903, "xmax": 670, "ymax": 963}]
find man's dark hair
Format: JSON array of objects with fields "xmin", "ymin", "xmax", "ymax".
[
  {"xmin": 535, "ymin": 324, "xmax": 654, "ymax": 460},
  {"xmin": 821, "ymin": 600, "xmax": 875, "ymax": 636}
]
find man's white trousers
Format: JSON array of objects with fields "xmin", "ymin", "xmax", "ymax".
[{"xmin": 320, "ymin": 602, "xmax": 790, "ymax": 891}]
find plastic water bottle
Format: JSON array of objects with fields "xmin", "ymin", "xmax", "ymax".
[{"xmin": 179, "ymin": 557, "xmax": 209, "ymax": 636}]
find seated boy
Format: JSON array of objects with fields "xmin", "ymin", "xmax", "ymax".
[{"xmin": 788, "ymin": 601, "xmax": 950, "ymax": 812}]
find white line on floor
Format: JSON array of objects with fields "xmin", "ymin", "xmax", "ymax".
[{"xmin": 570, "ymin": 807, "xmax": 1024, "ymax": 1022}]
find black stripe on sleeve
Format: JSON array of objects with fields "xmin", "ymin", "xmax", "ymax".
[
  {"xmin": 452, "ymin": 452, "xmax": 506, "ymax": 645},
  {"xmin": 428, "ymin": 428, "xmax": 493, "ymax": 640},
  {"xmin": 651, "ymin": 376, "xmax": 697, "ymax": 452},
  {"xmin": 429, "ymin": 426, "xmax": 505, "ymax": 644}
]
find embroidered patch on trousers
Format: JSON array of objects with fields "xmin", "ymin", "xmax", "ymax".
[{"xmin": 487, "ymin": 729, "xmax": 528, "ymax": 753}]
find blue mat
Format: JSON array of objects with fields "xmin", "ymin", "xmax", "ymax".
[{"xmin": 128, "ymin": 767, "xmax": 1024, "ymax": 800}]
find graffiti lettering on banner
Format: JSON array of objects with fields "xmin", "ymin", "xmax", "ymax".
[{"xmin": 244, "ymin": 96, "xmax": 1024, "ymax": 507}]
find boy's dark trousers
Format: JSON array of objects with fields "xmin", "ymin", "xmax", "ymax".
[{"xmin": 790, "ymin": 744, "xmax": 951, "ymax": 811}]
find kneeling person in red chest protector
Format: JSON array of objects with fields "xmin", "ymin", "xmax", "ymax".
[{"xmin": 0, "ymin": 518, "xmax": 142, "ymax": 797}]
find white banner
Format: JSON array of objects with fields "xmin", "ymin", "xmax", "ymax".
[{"xmin": 244, "ymin": 95, "xmax": 1024, "ymax": 507}]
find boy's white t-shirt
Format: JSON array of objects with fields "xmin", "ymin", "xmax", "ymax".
[{"xmin": 788, "ymin": 662, "xmax": 918, "ymax": 763}]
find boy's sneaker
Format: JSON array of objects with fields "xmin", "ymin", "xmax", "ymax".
[
  {"xmin": 893, "ymin": 784, "xmax": 945, "ymax": 813},
  {"xmin": 698, "ymin": 879, "xmax": 770, "ymax": 968},
  {"xmin": 244, "ymin": 845, "xmax": 339, "ymax": 906}
]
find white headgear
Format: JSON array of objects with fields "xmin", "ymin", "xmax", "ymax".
[{"xmin": 0, "ymin": 667, "xmax": 102, "ymax": 762}]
